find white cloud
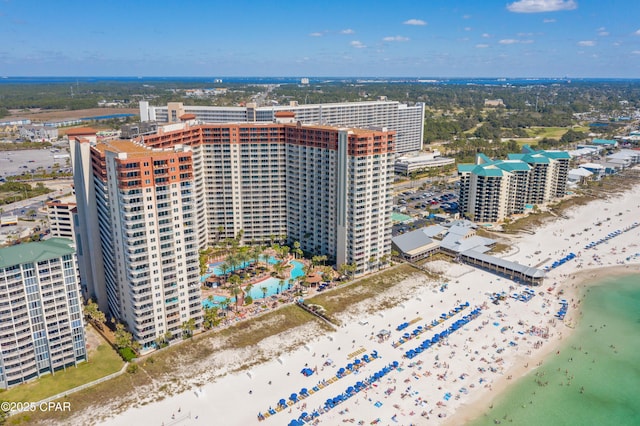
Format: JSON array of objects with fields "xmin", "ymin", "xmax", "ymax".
[
  {"xmin": 403, "ymin": 19, "xmax": 427, "ymax": 26},
  {"xmin": 520, "ymin": 39, "xmax": 534, "ymax": 44},
  {"xmin": 632, "ymin": 50, "xmax": 640, "ymax": 55},
  {"xmin": 635, "ymin": 29, "xmax": 640, "ymax": 35},
  {"xmin": 350, "ymin": 40, "xmax": 366, "ymax": 49},
  {"xmin": 597, "ymin": 27, "xmax": 609, "ymax": 36},
  {"xmin": 476, "ymin": 44, "xmax": 490, "ymax": 48},
  {"xmin": 499, "ymin": 39, "xmax": 519, "ymax": 44},
  {"xmin": 543, "ymin": 18, "xmax": 556, "ymax": 23},
  {"xmin": 507, "ymin": 0, "xmax": 577, "ymax": 13},
  {"xmin": 482, "ymin": 33, "xmax": 491, "ymax": 38},
  {"xmin": 463, "ymin": 14, "xmax": 472, "ymax": 19},
  {"xmin": 382, "ymin": 35, "xmax": 409, "ymax": 42},
  {"xmin": 309, "ymin": 32, "xmax": 323, "ymax": 37},
  {"xmin": 578, "ymin": 40, "xmax": 595, "ymax": 46},
  {"xmin": 340, "ymin": 29, "xmax": 355, "ymax": 35},
  {"xmin": 464, "ymin": 27, "xmax": 472, "ymax": 31}
]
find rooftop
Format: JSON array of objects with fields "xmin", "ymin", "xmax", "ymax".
[{"xmin": 0, "ymin": 238, "xmax": 75, "ymax": 269}]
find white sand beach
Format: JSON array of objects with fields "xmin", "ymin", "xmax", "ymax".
[{"xmin": 89, "ymin": 183, "xmax": 640, "ymax": 426}]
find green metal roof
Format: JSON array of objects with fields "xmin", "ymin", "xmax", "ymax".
[
  {"xmin": 592, "ymin": 138, "xmax": 616, "ymax": 145},
  {"xmin": 457, "ymin": 164, "xmax": 476, "ymax": 172},
  {"xmin": 474, "ymin": 165, "xmax": 505, "ymax": 177},
  {"xmin": 496, "ymin": 160, "xmax": 531, "ymax": 172},
  {"xmin": 0, "ymin": 238, "xmax": 75, "ymax": 269},
  {"xmin": 542, "ymin": 150, "xmax": 571, "ymax": 159}
]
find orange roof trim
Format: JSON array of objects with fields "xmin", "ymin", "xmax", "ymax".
[{"xmin": 275, "ymin": 111, "xmax": 296, "ymax": 118}]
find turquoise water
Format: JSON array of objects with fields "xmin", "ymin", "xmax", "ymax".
[
  {"xmin": 471, "ymin": 274, "xmax": 640, "ymax": 426},
  {"xmin": 202, "ymin": 260, "xmax": 305, "ymax": 308}
]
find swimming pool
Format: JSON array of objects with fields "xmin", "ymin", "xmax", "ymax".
[
  {"xmin": 202, "ymin": 260, "xmax": 305, "ymax": 308},
  {"xmin": 208, "ymin": 255, "xmax": 280, "ymax": 276}
]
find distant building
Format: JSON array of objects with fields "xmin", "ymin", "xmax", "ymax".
[
  {"xmin": 0, "ymin": 238, "xmax": 86, "ymax": 389},
  {"xmin": 394, "ymin": 150, "xmax": 455, "ymax": 175},
  {"xmin": 484, "ymin": 99, "xmax": 505, "ymax": 107},
  {"xmin": 567, "ymin": 168, "xmax": 593, "ymax": 184},
  {"xmin": 19, "ymin": 125, "xmax": 58, "ymax": 142},
  {"xmin": 140, "ymin": 100, "xmax": 425, "ymax": 154},
  {"xmin": 591, "ymin": 138, "xmax": 618, "ymax": 148},
  {"xmin": 120, "ymin": 121, "xmax": 159, "ymax": 139}
]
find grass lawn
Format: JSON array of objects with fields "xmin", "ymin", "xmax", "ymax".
[
  {"xmin": 0, "ymin": 342, "xmax": 123, "ymax": 403},
  {"xmin": 525, "ymin": 126, "xmax": 569, "ymax": 139}
]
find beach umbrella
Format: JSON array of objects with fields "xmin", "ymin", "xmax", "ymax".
[
  {"xmin": 288, "ymin": 420, "xmax": 300, "ymax": 426},
  {"xmin": 300, "ymin": 412, "xmax": 308, "ymax": 419},
  {"xmin": 301, "ymin": 388, "xmax": 308, "ymax": 395},
  {"xmin": 354, "ymin": 359, "xmax": 361, "ymax": 365},
  {"xmin": 290, "ymin": 393, "xmax": 297, "ymax": 402}
]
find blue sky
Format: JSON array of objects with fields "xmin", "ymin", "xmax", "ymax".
[{"xmin": 1, "ymin": 0, "xmax": 640, "ymax": 77}]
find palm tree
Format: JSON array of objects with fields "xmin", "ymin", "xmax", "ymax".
[
  {"xmin": 244, "ymin": 283, "xmax": 254, "ymax": 301},
  {"xmin": 278, "ymin": 279, "xmax": 285, "ymax": 294},
  {"xmin": 236, "ymin": 250, "xmax": 251, "ymax": 277},
  {"xmin": 288, "ymin": 278, "xmax": 295, "ymax": 290},
  {"xmin": 261, "ymin": 286, "xmax": 268, "ymax": 300},
  {"xmin": 230, "ymin": 284, "xmax": 242, "ymax": 311},
  {"xmin": 181, "ymin": 318, "xmax": 196, "ymax": 339},
  {"xmin": 219, "ymin": 297, "xmax": 231, "ymax": 313},
  {"xmin": 218, "ymin": 260, "xmax": 232, "ymax": 285},
  {"xmin": 251, "ymin": 245, "xmax": 263, "ymax": 267},
  {"xmin": 272, "ymin": 260, "xmax": 285, "ymax": 278},
  {"xmin": 293, "ymin": 241, "xmax": 302, "ymax": 259}
]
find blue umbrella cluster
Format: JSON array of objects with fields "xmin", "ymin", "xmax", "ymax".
[
  {"xmin": 555, "ymin": 299, "xmax": 568, "ymax": 320},
  {"xmin": 584, "ymin": 222, "xmax": 639, "ymax": 250},
  {"xmin": 288, "ymin": 361, "xmax": 400, "ymax": 425},
  {"xmin": 268, "ymin": 350, "xmax": 380, "ymax": 421},
  {"xmin": 394, "ymin": 302, "xmax": 470, "ymax": 348},
  {"xmin": 404, "ymin": 308, "xmax": 482, "ymax": 359},
  {"xmin": 300, "ymin": 367, "xmax": 314, "ymax": 377},
  {"xmin": 511, "ymin": 288, "xmax": 535, "ymax": 302},
  {"xmin": 545, "ymin": 252, "xmax": 576, "ymax": 271}
]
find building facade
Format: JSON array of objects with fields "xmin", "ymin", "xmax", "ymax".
[
  {"xmin": 0, "ymin": 238, "xmax": 86, "ymax": 389},
  {"xmin": 140, "ymin": 100, "xmax": 424, "ymax": 154},
  {"xmin": 139, "ymin": 120, "xmax": 394, "ymax": 269},
  {"xmin": 458, "ymin": 148, "xmax": 570, "ymax": 223},
  {"xmin": 19, "ymin": 125, "xmax": 58, "ymax": 142},
  {"xmin": 46, "ymin": 201, "xmax": 77, "ymax": 240},
  {"xmin": 72, "ymin": 120, "xmax": 394, "ymax": 348}
]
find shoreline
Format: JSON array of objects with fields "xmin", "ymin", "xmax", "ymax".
[
  {"xmin": 447, "ymin": 264, "xmax": 640, "ymax": 425},
  {"xmin": 27, "ymin": 179, "xmax": 640, "ymax": 426}
]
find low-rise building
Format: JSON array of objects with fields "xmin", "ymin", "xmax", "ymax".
[
  {"xmin": 19, "ymin": 125, "xmax": 59, "ymax": 142},
  {"xmin": 394, "ymin": 150, "xmax": 455, "ymax": 175}
]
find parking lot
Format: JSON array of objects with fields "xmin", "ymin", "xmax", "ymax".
[
  {"xmin": 0, "ymin": 148, "xmax": 71, "ymax": 180},
  {"xmin": 392, "ymin": 187, "xmax": 460, "ymax": 236}
]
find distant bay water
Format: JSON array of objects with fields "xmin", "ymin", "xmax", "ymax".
[
  {"xmin": 2, "ymin": 76, "xmax": 640, "ymax": 86},
  {"xmin": 471, "ymin": 273, "xmax": 640, "ymax": 426}
]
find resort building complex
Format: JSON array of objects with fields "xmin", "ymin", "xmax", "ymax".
[
  {"xmin": 71, "ymin": 118, "xmax": 394, "ymax": 348},
  {"xmin": 139, "ymin": 99, "xmax": 424, "ymax": 154},
  {"xmin": 458, "ymin": 147, "xmax": 570, "ymax": 223},
  {"xmin": 0, "ymin": 238, "xmax": 86, "ymax": 388}
]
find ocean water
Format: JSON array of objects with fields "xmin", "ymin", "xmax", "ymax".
[{"xmin": 471, "ymin": 274, "xmax": 640, "ymax": 426}]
